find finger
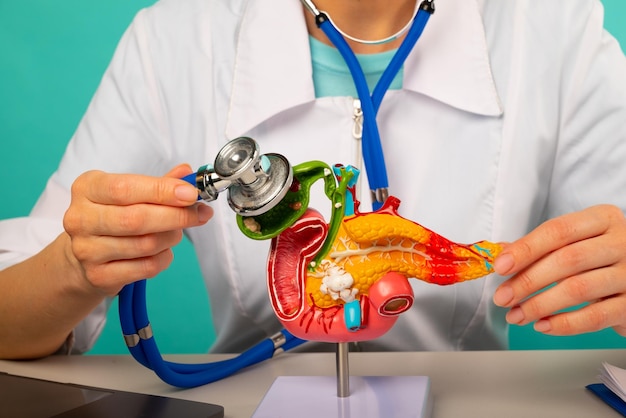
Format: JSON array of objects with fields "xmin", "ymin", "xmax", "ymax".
[
  {"xmin": 85, "ymin": 250, "xmax": 176, "ymax": 295},
  {"xmin": 72, "ymin": 170, "xmax": 199, "ymax": 207},
  {"xmin": 530, "ymin": 294, "xmax": 626, "ymax": 336},
  {"xmin": 504, "ymin": 265, "xmax": 622, "ymax": 326},
  {"xmin": 614, "ymin": 323, "xmax": 626, "ymax": 337},
  {"xmin": 494, "ymin": 231, "xmax": 621, "ymax": 307},
  {"xmin": 71, "ymin": 230, "xmax": 184, "ymax": 265},
  {"xmin": 66, "ymin": 201, "xmax": 213, "ymax": 237},
  {"xmin": 164, "ymin": 163, "xmax": 194, "ymax": 179},
  {"xmin": 493, "ymin": 206, "xmax": 611, "ymax": 277}
]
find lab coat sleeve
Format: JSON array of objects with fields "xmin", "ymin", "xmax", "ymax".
[
  {"xmin": 0, "ymin": 177, "xmax": 68, "ymax": 271},
  {"xmin": 548, "ymin": 1, "xmax": 626, "ymax": 217},
  {"xmin": 0, "ymin": 7, "xmax": 172, "ymax": 354},
  {"xmin": 0, "ymin": 175, "xmax": 111, "ymax": 354}
]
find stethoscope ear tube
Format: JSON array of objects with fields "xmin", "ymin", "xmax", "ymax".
[
  {"xmin": 314, "ymin": 2, "xmax": 433, "ymax": 210},
  {"xmin": 119, "ymin": 281, "xmax": 306, "ymax": 388}
]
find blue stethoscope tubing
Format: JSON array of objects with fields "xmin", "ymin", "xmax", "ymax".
[
  {"xmin": 118, "ymin": 1, "xmax": 433, "ymax": 388},
  {"xmin": 315, "ymin": 0, "xmax": 434, "ymax": 210},
  {"xmin": 119, "ymin": 280, "xmax": 305, "ymax": 388}
]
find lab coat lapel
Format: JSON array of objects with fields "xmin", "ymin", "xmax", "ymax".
[
  {"xmin": 403, "ymin": 0, "xmax": 503, "ymax": 116},
  {"xmin": 226, "ymin": 0, "xmax": 503, "ymax": 139},
  {"xmin": 226, "ymin": 0, "xmax": 314, "ymax": 139}
]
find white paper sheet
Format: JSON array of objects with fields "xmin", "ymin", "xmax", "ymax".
[{"xmin": 599, "ymin": 362, "xmax": 626, "ymax": 403}]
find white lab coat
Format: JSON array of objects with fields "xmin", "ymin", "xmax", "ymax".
[{"xmin": 1, "ymin": 0, "xmax": 625, "ymax": 353}]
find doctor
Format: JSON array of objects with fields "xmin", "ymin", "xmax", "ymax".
[{"xmin": 1, "ymin": 0, "xmax": 626, "ymax": 360}]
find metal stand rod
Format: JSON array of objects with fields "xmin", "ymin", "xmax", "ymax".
[{"xmin": 336, "ymin": 342, "xmax": 350, "ymax": 398}]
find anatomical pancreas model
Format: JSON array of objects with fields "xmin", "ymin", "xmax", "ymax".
[{"xmin": 237, "ymin": 161, "xmax": 502, "ymax": 343}]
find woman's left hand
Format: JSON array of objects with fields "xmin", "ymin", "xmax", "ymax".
[{"xmin": 493, "ymin": 204, "xmax": 626, "ymax": 336}]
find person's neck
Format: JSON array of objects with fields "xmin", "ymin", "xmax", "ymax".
[{"xmin": 303, "ymin": 0, "xmax": 417, "ymax": 54}]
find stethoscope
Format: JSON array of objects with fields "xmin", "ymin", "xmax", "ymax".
[
  {"xmin": 303, "ymin": 0, "xmax": 435, "ymax": 210},
  {"xmin": 118, "ymin": 0, "xmax": 435, "ymax": 388}
]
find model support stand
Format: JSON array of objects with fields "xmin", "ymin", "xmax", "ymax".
[
  {"xmin": 336, "ymin": 342, "xmax": 350, "ymax": 397},
  {"xmin": 252, "ymin": 343, "xmax": 432, "ymax": 418}
]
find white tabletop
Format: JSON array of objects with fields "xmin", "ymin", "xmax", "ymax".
[{"xmin": 1, "ymin": 349, "xmax": 624, "ymax": 418}]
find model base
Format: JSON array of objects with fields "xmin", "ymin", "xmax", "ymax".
[{"xmin": 252, "ymin": 375, "xmax": 432, "ymax": 418}]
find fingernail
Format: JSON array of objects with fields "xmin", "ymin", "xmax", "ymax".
[
  {"xmin": 197, "ymin": 204, "xmax": 213, "ymax": 223},
  {"xmin": 494, "ymin": 253, "xmax": 515, "ymax": 275},
  {"xmin": 175, "ymin": 185, "xmax": 198, "ymax": 202},
  {"xmin": 493, "ymin": 285, "xmax": 514, "ymax": 306},
  {"xmin": 534, "ymin": 319, "xmax": 552, "ymax": 333},
  {"xmin": 506, "ymin": 306, "xmax": 525, "ymax": 324}
]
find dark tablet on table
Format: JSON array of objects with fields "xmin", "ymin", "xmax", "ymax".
[{"xmin": 0, "ymin": 372, "xmax": 223, "ymax": 418}]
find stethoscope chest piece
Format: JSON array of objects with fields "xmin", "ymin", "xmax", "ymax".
[{"xmin": 214, "ymin": 137, "xmax": 293, "ymax": 216}]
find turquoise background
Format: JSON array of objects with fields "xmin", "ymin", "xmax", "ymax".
[{"xmin": 0, "ymin": 1, "xmax": 624, "ymax": 354}]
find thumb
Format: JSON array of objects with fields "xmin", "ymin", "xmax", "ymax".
[{"xmin": 165, "ymin": 163, "xmax": 194, "ymax": 179}]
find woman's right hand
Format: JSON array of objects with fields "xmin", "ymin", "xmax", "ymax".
[{"xmin": 62, "ymin": 164, "xmax": 213, "ymax": 296}]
